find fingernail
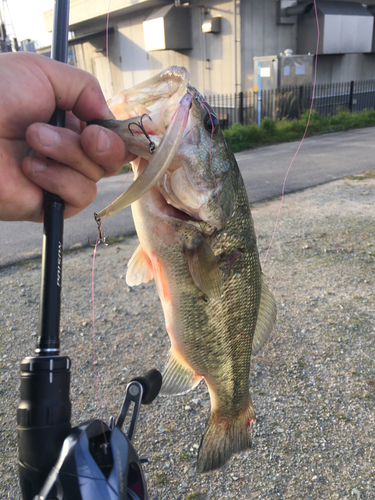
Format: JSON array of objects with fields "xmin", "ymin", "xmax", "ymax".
[
  {"xmin": 38, "ymin": 125, "xmax": 59, "ymax": 147},
  {"xmin": 29, "ymin": 157, "xmax": 47, "ymax": 174},
  {"xmin": 97, "ymin": 128, "xmax": 110, "ymax": 153}
]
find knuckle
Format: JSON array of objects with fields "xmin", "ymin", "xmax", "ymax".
[{"xmin": 79, "ymin": 184, "xmax": 97, "ymax": 207}]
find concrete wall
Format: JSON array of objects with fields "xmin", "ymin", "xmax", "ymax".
[
  {"xmin": 67, "ymin": 0, "xmax": 375, "ymax": 98},
  {"xmin": 193, "ymin": 0, "xmax": 238, "ymax": 95},
  {"xmin": 315, "ymin": 53, "xmax": 375, "ymax": 84},
  {"xmin": 72, "ymin": 0, "xmax": 240, "ymax": 97},
  {"xmin": 71, "ymin": 32, "xmax": 123, "ymax": 100},
  {"xmin": 44, "ymin": 0, "xmax": 164, "ymax": 32},
  {"xmin": 116, "ymin": 0, "xmax": 240, "ymax": 96},
  {"xmin": 117, "ymin": 13, "xmax": 152, "ymax": 90},
  {"xmin": 240, "ymin": 0, "xmax": 297, "ymax": 91},
  {"xmin": 295, "ymin": 5, "xmax": 375, "ymax": 84}
]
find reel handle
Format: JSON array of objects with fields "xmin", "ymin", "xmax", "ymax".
[{"xmin": 132, "ymin": 368, "xmax": 163, "ymax": 405}]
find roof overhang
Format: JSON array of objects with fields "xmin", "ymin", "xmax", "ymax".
[
  {"xmin": 44, "ymin": 0, "xmax": 170, "ymax": 33},
  {"xmin": 36, "ymin": 27, "xmax": 116, "ymax": 53},
  {"xmin": 68, "ymin": 27, "xmax": 115, "ymax": 46},
  {"xmin": 298, "ymin": 1, "xmax": 374, "ymax": 54}
]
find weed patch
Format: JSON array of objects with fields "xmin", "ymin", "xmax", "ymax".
[
  {"xmin": 119, "ymin": 163, "xmax": 131, "ymax": 174},
  {"xmin": 223, "ymin": 109, "xmax": 375, "ymax": 152}
]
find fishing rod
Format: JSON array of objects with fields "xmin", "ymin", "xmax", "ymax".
[{"xmin": 16, "ymin": 1, "xmax": 161, "ymax": 498}]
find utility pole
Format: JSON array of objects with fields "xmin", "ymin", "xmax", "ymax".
[
  {"xmin": 0, "ymin": 0, "xmax": 16, "ymax": 52},
  {"xmin": 233, "ymin": 0, "xmax": 241, "ymax": 95}
]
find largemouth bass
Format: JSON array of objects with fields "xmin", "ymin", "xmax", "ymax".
[{"xmin": 94, "ymin": 67, "xmax": 277, "ymax": 472}]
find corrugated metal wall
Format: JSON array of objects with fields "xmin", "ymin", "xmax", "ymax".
[{"xmin": 69, "ymin": 0, "xmax": 375, "ymax": 95}]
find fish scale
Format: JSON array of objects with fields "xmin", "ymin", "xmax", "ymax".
[
  {"xmin": 95, "ymin": 66, "xmax": 276, "ymax": 472},
  {"xmin": 151, "ymin": 179, "xmax": 262, "ymax": 472}
]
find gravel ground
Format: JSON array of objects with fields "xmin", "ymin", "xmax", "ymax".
[{"xmin": 0, "ymin": 173, "xmax": 374, "ymax": 499}]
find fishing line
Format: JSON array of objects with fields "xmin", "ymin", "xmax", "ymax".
[
  {"xmin": 91, "ymin": 234, "xmax": 106, "ymax": 437},
  {"xmin": 91, "ymin": 170, "xmax": 132, "ymax": 432},
  {"xmin": 200, "ymin": 1, "xmax": 319, "ymax": 342},
  {"xmin": 261, "ymin": 0, "xmax": 320, "ymax": 270},
  {"xmin": 202, "ymin": 0, "xmax": 318, "ymax": 338},
  {"xmin": 88, "ymin": 0, "xmax": 126, "ymax": 430}
]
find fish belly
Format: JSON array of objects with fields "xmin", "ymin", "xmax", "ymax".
[{"xmin": 132, "ymin": 181, "xmax": 261, "ymax": 472}]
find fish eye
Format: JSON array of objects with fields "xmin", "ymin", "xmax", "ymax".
[{"xmin": 203, "ymin": 110, "xmax": 220, "ymax": 135}]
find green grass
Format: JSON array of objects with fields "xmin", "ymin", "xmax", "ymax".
[
  {"xmin": 345, "ymin": 169, "xmax": 375, "ymax": 181},
  {"xmin": 154, "ymin": 472, "xmax": 167, "ymax": 485},
  {"xmin": 119, "ymin": 163, "xmax": 131, "ymax": 174},
  {"xmin": 107, "ymin": 235, "xmax": 125, "ymax": 244},
  {"xmin": 179, "ymin": 450, "xmax": 191, "ymax": 461},
  {"xmin": 223, "ymin": 108, "xmax": 375, "ymax": 153}
]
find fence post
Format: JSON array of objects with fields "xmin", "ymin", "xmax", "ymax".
[
  {"xmin": 348, "ymin": 80, "xmax": 354, "ymax": 112},
  {"xmin": 298, "ymin": 85, "xmax": 304, "ymax": 119},
  {"xmin": 239, "ymin": 91, "xmax": 244, "ymax": 125}
]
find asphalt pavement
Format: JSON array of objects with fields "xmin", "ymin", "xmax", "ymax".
[{"xmin": 1, "ymin": 127, "xmax": 374, "ymax": 267}]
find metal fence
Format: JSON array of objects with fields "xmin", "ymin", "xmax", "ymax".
[{"xmin": 204, "ymin": 79, "xmax": 375, "ymax": 129}]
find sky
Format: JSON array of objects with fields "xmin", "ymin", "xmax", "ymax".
[{"xmin": 4, "ymin": 0, "xmax": 54, "ymax": 48}]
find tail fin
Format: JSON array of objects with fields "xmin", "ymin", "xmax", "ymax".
[{"xmin": 197, "ymin": 399, "xmax": 255, "ymax": 473}]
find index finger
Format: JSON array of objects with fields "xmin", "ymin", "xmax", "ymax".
[
  {"xmin": 31, "ymin": 53, "xmax": 114, "ymax": 122},
  {"xmin": 5, "ymin": 52, "xmax": 114, "ymax": 127}
]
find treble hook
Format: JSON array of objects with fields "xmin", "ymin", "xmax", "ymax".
[
  {"xmin": 128, "ymin": 114, "xmax": 156, "ymax": 154},
  {"xmin": 186, "ymin": 87, "xmax": 197, "ymax": 106},
  {"xmin": 88, "ymin": 213, "xmax": 109, "ymax": 247}
]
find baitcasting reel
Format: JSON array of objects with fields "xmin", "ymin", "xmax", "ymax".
[{"xmin": 29, "ymin": 369, "xmax": 162, "ymax": 500}]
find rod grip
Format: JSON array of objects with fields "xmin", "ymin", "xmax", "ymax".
[{"xmin": 17, "ymin": 356, "xmax": 71, "ymax": 500}]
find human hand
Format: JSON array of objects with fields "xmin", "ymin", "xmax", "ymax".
[{"xmin": 0, "ymin": 52, "xmax": 136, "ymax": 222}]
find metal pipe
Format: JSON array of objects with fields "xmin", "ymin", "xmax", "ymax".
[
  {"xmin": 257, "ymin": 61, "xmax": 261, "ymax": 126},
  {"xmin": 233, "ymin": 0, "xmax": 237, "ymax": 95},
  {"xmin": 201, "ymin": 6, "xmax": 207, "ymax": 93}
]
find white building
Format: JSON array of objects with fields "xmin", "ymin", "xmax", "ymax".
[{"xmin": 42, "ymin": 0, "xmax": 375, "ymax": 100}]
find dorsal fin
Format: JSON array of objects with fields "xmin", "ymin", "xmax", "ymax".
[
  {"xmin": 252, "ymin": 279, "xmax": 277, "ymax": 356},
  {"xmin": 184, "ymin": 238, "xmax": 222, "ymax": 299},
  {"xmin": 126, "ymin": 245, "xmax": 154, "ymax": 286}
]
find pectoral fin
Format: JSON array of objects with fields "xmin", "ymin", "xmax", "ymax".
[
  {"xmin": 126, "ymin": 245, "xmax": 154, "ymax": 286},
  {"xmin": 251, "ymin": 279, "xmax": 277, "ymax": 356},
  {"xmin": 184, "ymin": 238, "xmax": 222, "ymax": 300},
  {"xmin": 160, "ymin": 350, "xmax": 202, "ymax": 396}
]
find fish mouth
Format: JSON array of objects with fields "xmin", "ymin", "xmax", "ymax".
[
  {"xmin": 95, "ymin": 66, "xmax": 227, "ymax": 230},
  {"xmin": 156, "ymin": 161, "xmax": 222, "ymax": 230},
  {"xmin": 157, "ymin": 190, "xmax": 204, "ymax": 225},
  {"xmin": 108, "ymin": 66, "xmax": 190, "ymax": 122},
  {"xmin": 133, "ymin": 157, "xmax": 210, "ymax": 230},
  {"xmin": 96, "ymin": 91, "xmax": 193, "ymax": 219},
  {"xmin": 186, "ymin": 84, "xmax": 205, "ymax": 104}
]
